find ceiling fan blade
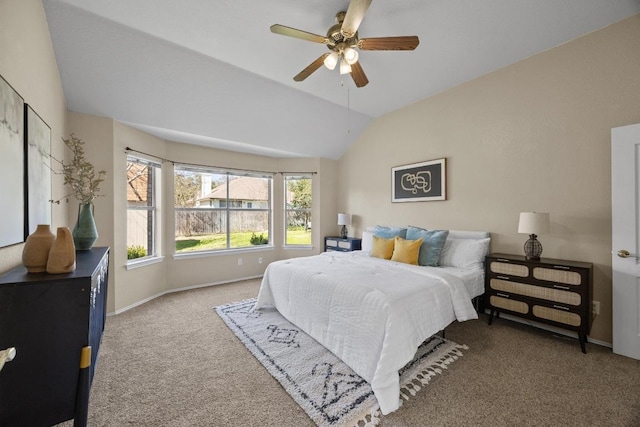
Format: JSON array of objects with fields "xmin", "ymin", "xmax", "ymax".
[
  {"xmin": 270, "ymin": 24, "xmax": 328, "ymax": 44},
  {"xmin": 359, "ymin": 36, "xmax": 420, "ymax": 51},
  {"xmin": 341, "ymin": 0, "xmax": 372, "ymax": 38},
  {"xmin": 294, "ymin": 54, "xmax": 330, "ymax": 82},
  {"xmin": 350, "ymin": 61, "xmax": 369, "ymax": 88}
]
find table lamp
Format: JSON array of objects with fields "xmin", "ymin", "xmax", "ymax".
[
  {"xmin": 518, "ymin": 212, "xmax": 550, "ymax": 260},
  {"xmin": 337, "ymin": 213, "xmax": 350, "ymax": 239}
]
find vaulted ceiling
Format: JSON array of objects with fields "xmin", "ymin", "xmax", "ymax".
[{"xmin": 43, "ymin": 0, "xmax": 640, "ymax": 159}]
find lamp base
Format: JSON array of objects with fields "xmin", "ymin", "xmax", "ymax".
[
  {"xmin": 524, "ymin": 234, "xmax": 542, "ymax": 260},
  {"xmin": 340, "ymin": 225, "xmax": 348, "ymax": 239}
]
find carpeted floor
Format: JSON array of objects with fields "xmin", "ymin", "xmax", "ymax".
[{"xmin": 63, "ymin": 279, "xmax": 640, "ymax": 426}]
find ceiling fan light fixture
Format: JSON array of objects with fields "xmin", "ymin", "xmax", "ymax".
[
  {"xmin": 343, "ymin": 46, "xmax": 359, "ymax": 65},
  {"xmin": 324, "ymin": 52, "xmax": 339, "ymax": 70},
  {"xmin": 339, "ymin": 57, "xmax": 352, "ymax": 74}
]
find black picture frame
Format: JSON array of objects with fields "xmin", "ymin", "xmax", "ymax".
[
  {"xmin": 391, "ymin": 158, "xmax": 446, "ymax": 202},
  {"xmin": 0, "ymin": 74, "xmax": 25, "ymax": 247},
  {"xmin": 25, "ymin": 104, "xmax": 52, "ymax": 235}
]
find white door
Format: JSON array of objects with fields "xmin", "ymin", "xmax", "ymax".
[{"xmin": 612, "ymin": 123, "xmax": 640, "ymax": 360}]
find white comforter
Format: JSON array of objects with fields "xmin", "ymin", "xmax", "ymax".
[{"xmin": 254, "ymin": 251, "xmax": 478, "ymax": 414}]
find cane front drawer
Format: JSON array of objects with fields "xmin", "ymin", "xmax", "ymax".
[{"xmin": 484, "ymin": 253, "xmax": 593, "ymax": 353}]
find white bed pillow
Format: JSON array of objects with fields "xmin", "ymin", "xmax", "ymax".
[
  {"xmin": 439, "ymin": 238, "xmax": 490, "ymax": 270},
  {"xmin": 361, "ymin": 230, "xmax": 374, "ymax": 253}
]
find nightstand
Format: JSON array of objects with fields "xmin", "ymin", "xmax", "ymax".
[
  {"xmin": 324, "ymin": 236, "xmax": 362, "ymax": 252},
  {"xmin": 485, "ymin": 253, "xmax": 593, "ymax": 353}
]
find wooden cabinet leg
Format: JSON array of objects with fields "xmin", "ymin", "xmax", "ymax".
[
  {"xmin": 488, "ymin": 309, "xmax": 495, "ymax": 325},
  {"xmin": 579, "ymin": 334, "xmax": 587, "ymax": 354}
]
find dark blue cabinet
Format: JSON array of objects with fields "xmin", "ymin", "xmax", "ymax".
[
  {"xmin": 324, "ymin": 236, "xmax": 362, "ymax": 252},
  {"xmin": 0, "ymin": 247, "xmax": 109, "ymax": 426}
]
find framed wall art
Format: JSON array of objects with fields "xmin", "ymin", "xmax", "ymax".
[
  {"xmin": 25, "ymin": 104, "xmax": 52, "ymax": 235},
  {"xmin": 0, "ymin": 74, "xmax": 25, "ymax": 247},
  {"xmin": 391, "ymin": 158, "xmax": 446, "ymax": 202}
]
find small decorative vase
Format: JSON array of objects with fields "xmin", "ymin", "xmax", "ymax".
[
  {"xmin": 46, "ymin": 227, "xmax": 76, "ymax": 274},
  {"xmin": 22, "ymin": 224, "xmax": 56, "ymax": 273},
  {"xmin": 73, "ymin": 203, "xmax": 98, "ymax": 250}
]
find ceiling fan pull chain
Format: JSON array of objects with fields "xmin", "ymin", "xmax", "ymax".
[{"xmin": 347, "ymin": 85, "xmax": 351, "ymax": 134}]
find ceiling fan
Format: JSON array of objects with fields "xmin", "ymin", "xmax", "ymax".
[{"xmin": 270, "ymin": 0, "xmax": 419, "ymax": 88}]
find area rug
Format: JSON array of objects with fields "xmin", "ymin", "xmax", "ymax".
[{"xmin": 215, "ymin": 298, "xmax": 467, "ymax": 427}]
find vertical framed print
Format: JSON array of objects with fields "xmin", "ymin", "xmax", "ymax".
[
  {"xmin": 391, "ymin": 158, "xmax": 446, "ymax": 202},
  {"xmin": 25, "ymin": 104, "xmax": 52, "ymax": 235},
  {"xmin": 0, "ymin": 74, "xmax": 25, "ymax": 247}
]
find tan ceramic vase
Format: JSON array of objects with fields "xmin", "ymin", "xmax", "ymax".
[
  {"xmin": 46, "ymin": 227, "xmax": 76, "ymax": 274},
  {"xmin": 22, "ymin": 224, "xmax": 56, "ymax": 273}
]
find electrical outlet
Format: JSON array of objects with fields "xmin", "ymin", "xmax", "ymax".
[
  {"xmin": 593, "ymin": 300, "xmax": 600, "ymax": 315},
  {"xmin": 258, "ymin": 257, "xmax": 263, "ymax": 264},
  {"xmin": 237, "ymin": 258, "xmax": 243, "ymax": 266}
]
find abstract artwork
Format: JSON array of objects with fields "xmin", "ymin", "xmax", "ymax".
[
  {"xmin": 391, "ymin": 158, "xmax": 446, "ymax": 202},
  {"xmin": 0, "ymin": 74, "xmax": 25, "ymax": 247},
  {"xmin": 25, "ymin": 104, "xmax": 51, "ymax": 234}
]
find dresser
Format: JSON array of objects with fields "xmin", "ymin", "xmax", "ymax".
[
  {"xmin": 484, "ymin": 253, "xmax": 593, "ymax": 353},
  {"xmin": 324, "ymin": 236, "xmax": 362, "ymax": 252},
  {"xmin": 0, "ymin": 247, "xmax": 109, "ymax": 426}
]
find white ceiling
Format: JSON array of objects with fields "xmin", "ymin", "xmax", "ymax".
[{"xmin": 43, "ymin": 0, "xmax": 640, "ymax": 159}]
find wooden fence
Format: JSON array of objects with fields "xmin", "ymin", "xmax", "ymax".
[{"xmin": 175, "ymin": 209, "xmax": 268, "ymax": 237}]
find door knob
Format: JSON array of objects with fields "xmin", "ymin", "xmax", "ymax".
[{"xmin": 616, "ymin": 249, "xmax": 638, "ymax": 259}]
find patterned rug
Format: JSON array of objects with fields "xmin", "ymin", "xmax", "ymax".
[{"xmin": 215, "ymin": 298, "xmax": 467, "ymax": 427}]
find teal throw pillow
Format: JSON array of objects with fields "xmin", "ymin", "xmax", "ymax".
[
  {"xmin": 406, "ymin": 226, "xmax": 449, "ymax": 266},
  {"xmin": 374, "ymin": 225, "xmax": 407, "ymax": 239}
]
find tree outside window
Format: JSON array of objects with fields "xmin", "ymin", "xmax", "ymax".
[{"xmin": 284, "ymin": 175, "xmax": 312, "ymax": 246}]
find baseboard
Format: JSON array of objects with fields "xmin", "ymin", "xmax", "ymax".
[
  {"xmin": 483, "ymin": 310, "xmax": 612, "ymax": 348},
  {"xmin": 109, "ymin": 275, "xmax": 263, "ymax": 316}
]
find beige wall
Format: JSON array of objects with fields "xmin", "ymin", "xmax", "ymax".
[
  {"xmin": 338, "ymin": 14, "xmax": 640, "ymax": 344},
  {"xmin": 0, "ymin": 0, "xmax": 69, "ymax": 273},
  {"xmin": 64, "ymin": 115, "xmax": 337, "ymax": 313}
]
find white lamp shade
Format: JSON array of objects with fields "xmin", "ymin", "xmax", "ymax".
[
  {"xmin": 343, "ymin": 46, "xmax": 359, "ymax": 65},
  {"xmin": 339, "ymin": 58, "xmax": 352, "ymax": 75},
  {"xmin": 337, "ymin": 213, "xmax": 351, "ymax": 226},
  {"xmin": 324, "ymin": 52, "xmax": 339, "ymax": 70},
  {"xmin": 518, "ymin": 212, "xmax": 550, "ymax": 234}
]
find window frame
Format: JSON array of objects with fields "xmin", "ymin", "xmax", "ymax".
[
  {"xmin": 126, "ymin": 155, "xmax": 162, "ymax": 266},
  {"xmin": 173, "ymin": 164, "xmax": 273, "ymax": 256},
  {"xmin": 283, "ymin": 174, "xmax": 313, "ymax": 248}
]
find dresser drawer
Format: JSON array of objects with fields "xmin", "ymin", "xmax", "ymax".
[
  {"xmin": 337, "ymin": 240, "xmax": 351, "ymax": 250},
  {"xmin": 489, "ymin": 295, "xmax": 529, "ymax": 315},
  {"xmin": 488, "ymin": 278, "xmax": 582, "ymax": 307},
  {"xmin": 532, "ymin": 266, "xmax": 583, "ymax": 286},
  {"xmin": 532, "ymin": 304, "xmax": 583, "ymax": 328},
  {"xmin": 489, "ymin": 261, "xmax": 529, "ymax": 277}
]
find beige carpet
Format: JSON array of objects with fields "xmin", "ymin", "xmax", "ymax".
[{"xmin": 63, "ymin": 279, "xmax": 640, "ymax": 426}]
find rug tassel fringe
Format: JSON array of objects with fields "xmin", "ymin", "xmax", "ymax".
[
  {"xmin": 351, "ymin": 408, "xmax": 381, "ymax": 427},
  {"xmin": 399, "ymin": 346, "xmax": 467, "ymax": 401}
]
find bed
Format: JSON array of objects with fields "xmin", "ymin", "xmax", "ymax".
[{"xmin": 254, "ymin": 229, "xmax": 490, "ymax": 415}]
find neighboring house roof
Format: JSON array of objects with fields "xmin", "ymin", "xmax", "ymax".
[
  {"xmin": 127, "ymin": 163, "xmax": 149, "ymax": 203},
  {"xmin": 198, "ymin": 176, "xmax": 269, "ymax": 202}
]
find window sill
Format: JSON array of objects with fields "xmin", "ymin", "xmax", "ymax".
[
  {"xmin": 282, "ymin": 245, "xmax": 314, "ymax": 251},
  {"xmin": 126, "ymin": 256, "xmax": 165, "ymax": 270},
  {"xmin": 173, "ymin": 245, "xmax": 275, "ymax": 260}
]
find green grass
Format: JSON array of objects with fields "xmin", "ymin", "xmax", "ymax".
[
  {"xmin": 286, "ymin": 229, "xmax": 311, "ymax": 245},
  {"xmin": 175, "ymin": 229, "xmax": 310, "ymax": 252}
]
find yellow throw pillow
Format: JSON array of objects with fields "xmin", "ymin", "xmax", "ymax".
[
  {"xmin": 391, "ymin": 236, "xmax": 423, "ymax": 265},
  {"xmin": 371, "ymin": 235, "xmax": 395, "ymax": 260}
]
